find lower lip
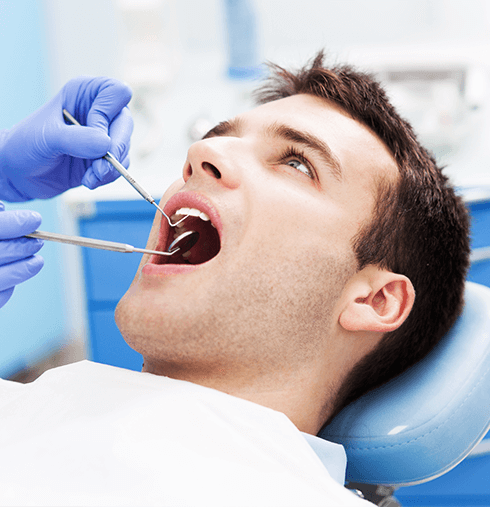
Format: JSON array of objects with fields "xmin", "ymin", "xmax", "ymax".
[{"xmin": 141, "ymin": 262, "xmax": 201, "ymax": 277}]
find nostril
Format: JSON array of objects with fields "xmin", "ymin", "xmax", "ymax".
[{"xmin": 202, "ymin": 162, "xmax": 221, "ymax": 179}]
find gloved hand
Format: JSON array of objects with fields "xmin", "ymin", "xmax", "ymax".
[
  {"xmin": 0, "ymin": 76, "xmax": 133, "ymax": 202},
  {"xmin": 0, "ymin": 201, "xmax": 44, "ymax": 309}
]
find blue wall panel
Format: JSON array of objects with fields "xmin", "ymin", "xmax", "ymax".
[
  {"xmin": 89, "ymin": 309, "xmax": 143, "ymax": 371},
  {"xmin": 78, "ymin": 200, "xmax": 153, "ymax": 370}
]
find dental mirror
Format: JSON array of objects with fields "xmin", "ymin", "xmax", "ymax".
[{"xmin": 168, "ymin": 230, "xmax": 200, "ymax": 254}]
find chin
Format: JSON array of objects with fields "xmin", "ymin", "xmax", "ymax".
[{"xmin": 114, "ymin": 284, "xmax": 215, "ymax": 361}]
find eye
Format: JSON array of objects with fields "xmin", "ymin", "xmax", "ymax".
[
  {"xmin": 286, "ymin": 159, "xmax": 312, "ymax": 178},
  {"xmin": 280, "ymin": 147, "xmax": 315, "ymax": 179}
]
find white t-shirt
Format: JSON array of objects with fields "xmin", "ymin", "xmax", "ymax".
[{"xmin": 0, "ymin": 360, "xmax": 371, "ymax": 506}]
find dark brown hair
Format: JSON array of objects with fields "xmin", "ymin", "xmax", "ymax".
[{"xmin": 255, "ymin": 51, "xmax": 471, "ymax": 419}]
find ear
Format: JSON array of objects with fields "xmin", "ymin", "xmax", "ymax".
[{"xmin": 339, "ymin": 266, "xmax": 415, "ymax": 333}]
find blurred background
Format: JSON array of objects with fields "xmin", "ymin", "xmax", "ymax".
[{"xmin": 1, "ymin": 1, "xmax": 490, "ymax": 503}]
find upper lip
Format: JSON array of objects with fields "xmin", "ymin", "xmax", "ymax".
[{"xmin": 155, "ymin": 191, "xmax": 223, "ymax": 253}]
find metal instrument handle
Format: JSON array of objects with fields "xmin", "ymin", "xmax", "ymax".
[{"xmin": 26, "ymin": 230, "xmax": 134, "ymax": 253}]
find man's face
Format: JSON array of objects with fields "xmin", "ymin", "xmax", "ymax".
[{"xmin": 116, "ymin": 94, "xmax": 397, "ymax": 383}]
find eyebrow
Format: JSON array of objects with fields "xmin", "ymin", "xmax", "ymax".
[
  {"xmin": 202, "ymin": 118, "xmax": 243, "ymax": 139},
  {"xmin": 203, "ymin": 118, "xmax": 343, "ymax": 182}
]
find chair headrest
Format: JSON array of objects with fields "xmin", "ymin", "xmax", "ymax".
[{"xmin": 320, "ymin": 282, "xmax": 490, "ymax": 486}]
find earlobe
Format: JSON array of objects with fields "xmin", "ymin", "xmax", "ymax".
[{"xmin": 339, "ymin": 267, "xmax": 415, "ymax": 334}]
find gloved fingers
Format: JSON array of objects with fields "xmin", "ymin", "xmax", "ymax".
[
  {"xmin": 61, "ymin": 77, "xmax": 132, "ymax": 129},
  {"xmin": 51, "ymin": 106, "xmax": 133, "ymax": 191},
  {"xmin": 81, "ymin": 168, "xmax": 102, "ymax": 190},
  {"xmin": 108, "ymin": 107, "xmax": 133, "ymax": 162},
  {"xmin": 0, "ymin": 287, "xmax": 15, "ymax": 309},
  {"xmin": 83, "ymin": 107, "xmax": 133, "ymax": 188},
  {"xmin": 51, "ymin": 76, "xmax": 131, "ymax": 159},
  {"xmin": 120, "ymin": 154, "xmax": 130, "ymax": 171},
  {"xmin": 0, "ymin": 210, "xmax": 42, "ymax": 240},
  {"xmin": 49, "ymin": 123, "xmax": 111, "ymax": 160},
  {"xmin": 81, "ymin": 153, "xmax": 123, "ymax": 189},
  {"xmin": 86, "ymin": 79, "xmax": 133, "ymax": 133},
  {"xmin": 80, "ymin": 168, "xmax": 97, "ymax": 189},
  {"xmin": 81, "ymin": 161, "xmax": 115, "ymax": 189},
  {"xmin": 0, "ymin": 236, "xmax": 44, "ymax": 264},
  {"xmin": 82, "ymin": 152, "xmax": 131, "ymax": 190},
  {"xmin": 0, "ymin": 254, "xmax": 44, "ymax": 292}
]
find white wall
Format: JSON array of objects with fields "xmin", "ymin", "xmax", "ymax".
[{"xmin": 257, "ymin": 0, "xmax": 490, "ymax": 62}]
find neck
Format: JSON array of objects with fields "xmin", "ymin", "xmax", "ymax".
[{"xmin": 142, "ymin": 358, "xmax": 337, "ymax": 434}]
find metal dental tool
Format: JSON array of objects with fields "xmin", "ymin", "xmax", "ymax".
[
  {"xmin": 26, "ymin": 230, "xmax": 199, "ymax": 257},
  {"xmin": 62, "ymin": 109, "xmax": 188, "ymax": 228}
]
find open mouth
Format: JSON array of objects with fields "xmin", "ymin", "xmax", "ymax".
[{"xmin": 152, "ymin": 207, "xmax": 221, "ymax": 266}]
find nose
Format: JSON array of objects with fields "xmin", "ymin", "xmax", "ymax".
[{"xmin": 183, "ymin": 137, "xmax": 242, "ymax": 189}]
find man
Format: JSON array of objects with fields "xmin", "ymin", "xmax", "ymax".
[
  {"xmin": 116, "ymin": 51, "xmax": 470, "ymax": 423},
  {"xmin": 0, "ymin": 53, "xmax": 469, "ymax": 506}
]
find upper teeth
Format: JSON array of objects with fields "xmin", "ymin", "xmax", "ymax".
[{"xmin": 174, "ymin": 207, "xmax": 210, "ymax": 222}]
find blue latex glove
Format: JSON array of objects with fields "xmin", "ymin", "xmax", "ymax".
[
  {"xmin": 0, "ymin": 201, "xmax": 44, "ymax": 309},
  {"xmin": 0, "ymin": 76, "xmax": 133, "ymax": 202}
]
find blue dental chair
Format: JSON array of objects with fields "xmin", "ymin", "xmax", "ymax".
[{"xmin": 322, "ymin": 281, "xmax": 490, "ymax": 506}]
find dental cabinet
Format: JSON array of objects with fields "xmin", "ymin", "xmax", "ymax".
[{"xmin": 76, "ymin": 199, "xmax": 151, "ymax": 371}]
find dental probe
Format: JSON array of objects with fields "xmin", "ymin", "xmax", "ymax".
[
  {"xmin": 26, "ymin": 230, "xmax": 199, "ymax": 256},
  {"xmin": 62, "ymin": 109, "xmax": 188, "ymax": 228}
]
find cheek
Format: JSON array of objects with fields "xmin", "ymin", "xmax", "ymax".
[
  {"xmin": 258, "ymin": 208, "xmax": 355, "ymax": 262},
  {"xmin": 249, "ymin": 179, "xmax": 358, "ymax": 253},
  {"xmin": 230, "ymin": 235, "xmax": 356, "ymax": 318},
  {"xmin": 211, "ymin": 246, "xmax": 357, "ymax": 360}
]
